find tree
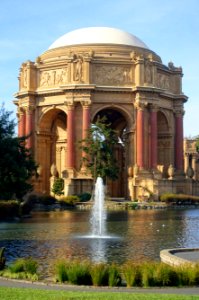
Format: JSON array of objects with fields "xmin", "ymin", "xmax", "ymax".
[
  {"xmin": 79, "ymin": 117, "xmax": 119, "ymax": 183},
  {"xmin": 0, "ymin": 105, "xmax": 37, "ymax": 200},
  {"xmin": 51, "ymin": 177, "xmax": 64, "ymax": 196}
]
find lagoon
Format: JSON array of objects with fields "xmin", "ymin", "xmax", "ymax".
[{"xmin": 0, "ymin": 208, "xmax": 199, "ymax": 277}]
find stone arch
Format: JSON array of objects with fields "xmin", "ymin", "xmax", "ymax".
[
  {"xmin": 92, "ymin": 106, "xmax": 132, "ymax": 198},
  {"xmin": 92, "ymin": 104, "xmax": 134, "ymax": 132},
  {"xmin": 37, "ymin": 108, "xmax": 67, "ymax": 193},
  {"xmin": 157, "ymin": 110, "xmax": 171, "ymax": 176}
]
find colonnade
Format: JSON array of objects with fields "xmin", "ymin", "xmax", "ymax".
[
  {"xmin": 136, "ymin": 103, "xmax": 184, "ymax": 172},
  {"xmin": 18, "ymin": 101, "xmax": 184, "ymax": 175}
]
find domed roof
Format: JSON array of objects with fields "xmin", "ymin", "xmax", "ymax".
[{"xmin": 48, "ymin": 27, "xmax": 149, "ymax": 50}]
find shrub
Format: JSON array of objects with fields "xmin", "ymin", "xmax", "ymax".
[
  {"xmin": 90, "ymin": 263, "xmax": 109, "ymax": 286},
  {"xmin": 9, "ymin": 259, "xmax": 25, "ymax": 273},
  {"xmin": 175, "ymin": 264, "xmax": 199, "ymax": 286},
  {"xmin": 78, "ymin": 192, "xmax": 92, "ymax": 202},
  {"xmin": 9, "ymin": 257, "xmax": 38, "ymax": 275},
  {"xmin": 160, "ymin": 193, "xmax": 199, "ymax": 204},
  {"xmin": 3, "ymin": 257, "xmax": 38, "ymax": 281},
  {"xmin": 59, "ymin": 195, "xmax": 80, "ymax": 206},
  {"xmin": 52, "ymin": 178, "xmax": 64, "ymax": 196},
  {"xmin": 122, "ymin": 262, "xmax": 141, "ymax": 287},
  {"xmin": 38, "ymin": 195, "xmax": 56, "ymax": 205},
  {"xmin": 108, "ymin": 263, "xmax": 121, "ymax": 287},
  {"xmin": 0, "ymin": 200, "xmax": 20, "ymax": 219},
  {"xmin": 0, "ymin": 247, "xmax": 6, "ymax": 270},
  {"xmin": 140, "ymin": 261, "xmax": 156, "ymax": 287},
  {"xmin": 67, "ymin": 260, "xmax": 92, "ymax": 285},
  {"xmin": 153, "ymin": 263, "xmax": 178, "ymax": 286},
  {"xmin": 55, "ymin": 260, "xmax": 68, "ymax": 283}
]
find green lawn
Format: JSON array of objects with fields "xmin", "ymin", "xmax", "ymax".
[{"xmin": 0, "ymin": 287, "xmax": 199, "ymax": 300}]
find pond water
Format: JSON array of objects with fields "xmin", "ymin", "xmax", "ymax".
[{"xmin": 0, "ymin": 208, "xmax": 199, "ymax": 277}]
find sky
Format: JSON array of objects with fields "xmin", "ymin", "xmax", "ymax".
[{"xmin": 0, "ymin": 0, "xmax": 199, "ymax": 137}]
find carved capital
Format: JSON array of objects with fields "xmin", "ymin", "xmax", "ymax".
[
  {"xmin": 81, "ymin": 100, "xmax": 91, "ymax": 108},
  {"xmin": 149, "ymin": 104, "xmax": 158, "ymax": 112},
  {"xmin": 25, "ymin": 106, "xmax": 35, "ymax": 114},
  {"xmin": 174, "ymin": 108, "xmax": 185, "ymax": 116}
]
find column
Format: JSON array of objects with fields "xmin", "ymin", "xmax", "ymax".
[
  {"xmin": 25, "ymin": 107, "xmax": 33, "ymax": 149},
  {"xmin": 192, "ymin": 154, "xmax": 197, "ymax": 180},
  {"xmin": 81, "ymin": 102, "xmax": 91, "ymax": 169},
  {"xmin": 67, "ymin": 105, "xmax": 75, "ymax": 168},
  {"xmin": 18, "ymin": 108, "xmax": 26, "ymax": 137},
  {"xmin": 175, "ymin": 111, "xmax": 184, "ymax": 171},
  {"xmin": 150, "ymin": 106, "xmax": 158, "ymax": 169},
  {"xmin": 82, "ymin": 103, "xmax": 91, "ymax": 140},
  {"xmin": 136, "ymin": 104, "xmax": 145, "ymax": 169}
]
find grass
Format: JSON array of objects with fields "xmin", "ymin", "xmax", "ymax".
[
  {"xmin": 0, "ymin": 257, "xmax": 39, "ymax": 281},
  {"xmin": 0, "ymin": 287, "xmax": 199, "ymax": 300}
]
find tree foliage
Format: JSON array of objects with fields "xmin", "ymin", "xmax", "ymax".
[
  {"xmin": 79, "ymin": 117, "xmax": 119, "ymax": 183},
  {"xmin": 52, "ymin": 177, "xmax": 64, "ymax": 196},
  {"xmin": 0, "ymin": 105, "xmax": 37, "ymax": 200}
]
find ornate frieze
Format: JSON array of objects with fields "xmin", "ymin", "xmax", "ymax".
[
  {"xmin": 93, "ymin": 64, "xmax": 132, "ymax": 86},
  {"xmin": 157, "ymin": 72, "xmax": 170, "ymax": 90},
  {"xmin": 39, "ymin": 67, "xmax": 68, "ymax": 87}
]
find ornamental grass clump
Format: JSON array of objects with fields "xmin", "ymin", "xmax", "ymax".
[
  {"xmin": 90, "ymin": 263, "xmax": 109, "ymax": 286},
  {"xmin": 108, "ymin": 263, "xmax": 121, "ymax": 287},
  {"xmin": 2, "ymin": 258, "xmax": 39, "ymax": 281},
  {"xmin": 66, "ymin": 260, "xmax": 92, "ymax": 285},
  {"xmin": 175, "ymin": 264, "xmax": 199, "ymax": 286},
  {"xmin": 122, "ymin": 262, "xmax": 141, "ymax": 287},
  {"xmin": 140, "ymin": 261, "xmax": 157, "ymax": 287},
  {"xmin": 55, "ymin": 260, "xmax": 68, "ymax": 283},
  {"xmin": 153, "ymin": 262, "xmax": 178, "ymax": 286}
]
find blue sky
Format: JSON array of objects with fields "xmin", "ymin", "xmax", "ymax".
[{"xmin": 1, "ymin": 0, "xmax": 199, "ymax": 137}]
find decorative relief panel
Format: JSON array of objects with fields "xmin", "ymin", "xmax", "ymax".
[
  {"xmin": 39, "ymin": 67, "xmax": 68, "ymax": 88},
  {"xmin": 157, "ymin": 72, "xmax": 170, "ymax": 90},
  {"xmin": 93, "ymin": 65, "xmax": 132, "ymax": 86}
]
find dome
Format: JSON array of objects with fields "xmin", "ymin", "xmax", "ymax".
[{"xmin": 48, "ymin": 27, "xmax": 149, "ymax": 50}]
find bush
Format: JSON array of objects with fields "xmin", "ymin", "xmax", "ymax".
[
  {"xmin": 0, "ymin": 247, "xmax": 6, "ymax": 270},
  {"xmin": 90, "ymin": 263, "xmax": 109, "ymax": 286},
  {"xmin": 59, "ymin": 196, "xmax": 80, "ymax": 206},
  {"xmin": 0, "ymin": 200, "xmax": 20, "ymax": 219},
  {"xmin": 160, "ymin": 193, "xmax": 199, "ymax": 204},
  {"xmin": 1, "ymin": 257, "xmax": 39, "ymax": 281},
  {"xmin": 153, "ymin": 263, "xmax": 178, "ymax": 286},
  {"xmin": 140, "ymin": 261, "xmax": 157, "ymax": 287},
  {"xmin": 175, "ymin": 264, "xmax": 199, "ymax": 286},
  {"xmin": 108, "ymin": 263, "xmax": 121, "ymax": 287},
  {"xmin": 78, "ymin": 192, "xmax": 91, "ymax": 202},
  {"xmin": 55, "ymin": 260, "xmax": 92, "ymax": 285},
  {"xmin": 52, "ymin": 178, "xmax": 64, "ymax": 196},
  {"xmin": 67, "ymin": 260, "xmax": 92, "ymax": 285},
  {"xmin": 122, "ymin": 262, "xmax": 141, "ymax": 287},
  {"xmin": 38, "ymin": 195, "xmax": 56, "ymax": 205},
  {"xmin": 9, "ymin": 257, "xmax": 38, "ymax": 275},
  {"xmin": 55, "ymin": 260, "xmax": 68, "ymax": 283}
]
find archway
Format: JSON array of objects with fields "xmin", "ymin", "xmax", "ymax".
[
  {"xmin": 93, "ymin": 108, "xmax": 128, "ymax": 198},
  {"xmin": 157, "ymin": 111, "xmax": 171, "ymax": 176},
  {"xmin": 37, "ymin": 108, "xmax": 67, "ymax": 193}
]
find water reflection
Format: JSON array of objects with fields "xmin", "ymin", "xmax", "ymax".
[{"xmin": 0, "ymin": 208, "xmax": 199, "ymax": 277}]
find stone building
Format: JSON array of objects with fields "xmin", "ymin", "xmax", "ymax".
[
  {"xmin": 184, "ymin": 138, "xmax": 199, "ymax": 181},
  {"xmin": 14, "ymin": 27, "xmax": 198, "ymax": 200}
]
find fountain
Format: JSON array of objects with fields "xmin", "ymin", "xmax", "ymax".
[{"xmin": 90, "ymin": 177, "xmax": 106, "ymax": 237}]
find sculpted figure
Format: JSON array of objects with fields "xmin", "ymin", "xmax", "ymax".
[{"xmin": 74, "ymin": 56, "xmax": 83, "ymax": 81}]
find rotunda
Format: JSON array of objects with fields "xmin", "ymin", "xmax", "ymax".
[{"xmin": 15, "ymin": 27, "xmax": 189, "ymax": 200}]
